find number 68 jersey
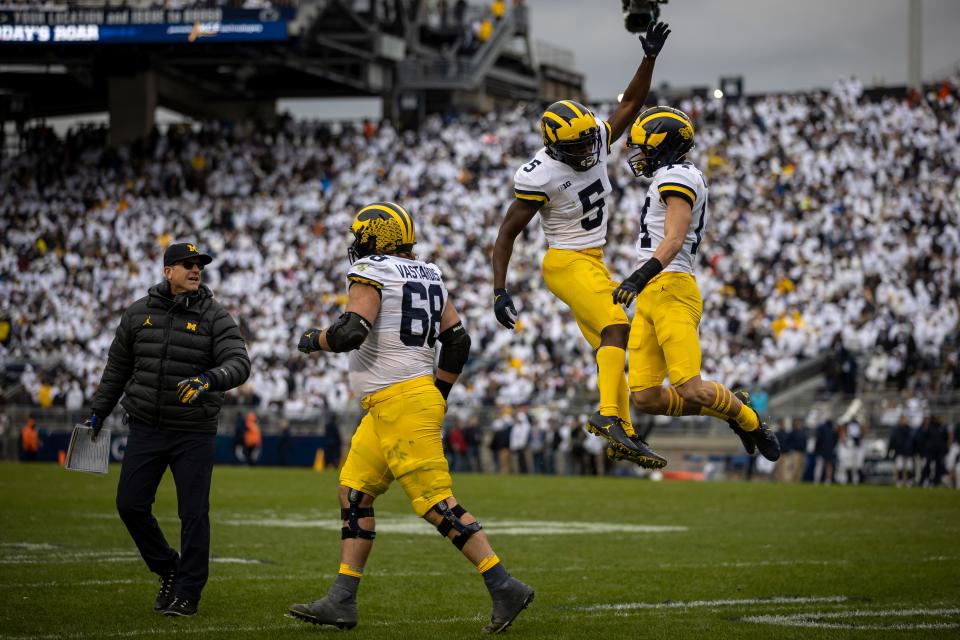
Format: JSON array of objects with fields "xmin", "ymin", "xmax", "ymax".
[
  {"xmin": 345, "ymin": 254, "xmax": 448, "ymax": 397},
  {"xmin": 513, "ymin": 120, "xmax": 613, "ymax": 250}
]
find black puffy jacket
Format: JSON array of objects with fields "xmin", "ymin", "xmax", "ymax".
[{"xmin": 91, "ymin": 281, "xmax": 251, "ymax": 432}]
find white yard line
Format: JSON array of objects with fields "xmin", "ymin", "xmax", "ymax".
[
  {"xmin": 572, "ymin": 595, "xmax": 849, "ymax": 612},
  {"xmin": 743, "ymin": 607, "xmax": 960, "ymax": 630}
]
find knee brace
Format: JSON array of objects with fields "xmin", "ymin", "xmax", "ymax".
[
  {"xmin": 341, "ymin": 488, "xmax": 376, "ymax": 540},
  {"xmin": 432, "ymin": 499, "xmax": 482, "ymax": 550}
]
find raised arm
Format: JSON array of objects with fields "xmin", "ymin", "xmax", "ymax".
[{"xmin": 606, "ymin": 21, "xmax": 671, "ymax": 143}]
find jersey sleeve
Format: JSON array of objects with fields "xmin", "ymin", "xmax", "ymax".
[
  {"xmin": 513, "ymin": 159, "xmax": 551, "ymax": 205},
  {"xmin": 346, "ymin": 257, "xmax": 390, "ymax": 291},
  {"xmin": 656, "ymin": 167, "xmax": 699, "ymax": 207},
  {"xmin": 601, "ymin": 119, "xmax": 612, "ymax": 155}
]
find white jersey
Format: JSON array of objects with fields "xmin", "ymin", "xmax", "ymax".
[
  {"xmin": 635, "ymin": 162, "xmax": 709, "ymax": 274},
  {"xmin": 513, "ymin": 120, "xmax": 614, "ymax": 250},
  {"xmin": 345, "ymin": 255, "xmax": 448, "ymax": 397}
]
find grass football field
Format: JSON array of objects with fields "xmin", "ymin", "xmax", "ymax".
[{"xmin": 1, "ymin": 463, "xmax": 959, "ymax": 639}]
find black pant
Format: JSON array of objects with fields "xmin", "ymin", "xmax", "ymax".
[{"xmin": 116, "ymin": 422, "xmax": 216, "ymax": 602}]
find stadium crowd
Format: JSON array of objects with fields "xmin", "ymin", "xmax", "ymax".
[{"xmin": 2, "ymin": 77, "xmax": 959, "ymax": 439}]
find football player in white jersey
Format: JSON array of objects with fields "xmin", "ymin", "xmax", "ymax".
[
  {"xmin": 292, "ymin": 202, "xmax": 533, "ymax": 633},
  {"xmin": 612, "ymin": 107, "xmax": 780, "ymax": 462},
  {"xmin": 492, "ymin": 21, "xmax": 671, "ymax": 470}
]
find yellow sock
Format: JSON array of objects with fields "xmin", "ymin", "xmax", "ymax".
[
  {"xmin": 665, "ymin": 387, "xmax": 685, "ymax": 417},
  {"xmin": 734, "ymin": 404, "xmax": 760, "ymax": 432},
  {"xmin": 617, "ymin": 374, "xmax": 635, "ymax": 436},
  {"xmin": 476, "ymin": 554, "xmax": 501, "ymax": 574},
  {"xmin": 596, "ymin": 346, "xmax": 626, "ymax": 418},
  {"xmin": 339, "ymin": 563, "xmax": 364, "ymax": 579}
]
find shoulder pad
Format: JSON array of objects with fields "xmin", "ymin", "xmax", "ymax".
[
  {"xmin": 600, "ymin": 120, "xmax": 612, "ymax": 154},
  {"xmin": 513, "ymin": 153, "xmax": 552, "ymax": 188},
  {"xmin": 347, "ymin": 256, "xmax": 391, "ymax": 290},
  {"xmin": 514, "ymin": 153, "xmax": 553, "ymax": 205},
  {"xmin": 656, "ymin": 166, "xmax": 700, "ymax": 207}
]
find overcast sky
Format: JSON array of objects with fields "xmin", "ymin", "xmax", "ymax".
[{"xmin": 523, "ymin": 0, "xmax": 960, "ymax": 100}]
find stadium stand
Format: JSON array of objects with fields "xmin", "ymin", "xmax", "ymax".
[{"xmin": 1, "ymin": 75, "xmax": 958, "ymax": 479}]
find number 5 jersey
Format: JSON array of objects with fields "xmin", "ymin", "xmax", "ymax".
[
  {"xmin": 513, "ymin": 119, "xmax": 614, "ymax": 250},
  {"xmin": 345, "ymin": 255, "xmax": 448, "ymax": 397}
]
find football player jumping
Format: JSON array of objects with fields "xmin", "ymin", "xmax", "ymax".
[
  {"xmin": 292, "ymin": 202, "xmax": 534, "ymax": 633},
  {"xmin": 492, "ymin": 22, "xmax": 671, "ymax": 469},
  {"xmin": 612, "ymin": 107, "xmax": 780, "ymax": 462}
]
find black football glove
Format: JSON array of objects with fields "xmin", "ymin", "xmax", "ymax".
[
  {"xmin": 85, "ymin": 413, "xmax": 103, "ymax": 441},
  {"xmin": 493, "ymin": 288, "xmax": 519, "ymax": 330},
  {"xmin": 298, "ymin": 328, "xmax": 323, "ymax": 354},
  {"xmin": 177, "ymin": 374, "xmax": 210, "ymax": 405},
  {"xmin": 640, "ymin": 21, "xmax": 670, "ymax": 58},
  {"xmin": 613, "ymin": 258, "xmax": 664, "ymax": 307}
]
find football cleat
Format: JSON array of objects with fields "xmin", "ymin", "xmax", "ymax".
[
  {"xmin": 732, "ymin": 390, "xmax": 780, "ymax": 462},
  {"xmin": 288, "ymin": 595, "xmax": 358, "ymax": 630},
  {"xmin": 587, "ymin": 413, "xmax": 642, "ymax": 456},
  {"xmin": 482, "ymin": 577, "xmax": 534, "ymax": 634},
  {"xmin": 605, "ymin": 434, "xmax": 668, "ymax": 470}
]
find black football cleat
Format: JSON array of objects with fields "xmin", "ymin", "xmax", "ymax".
[
  {"xmin": 288, "ymin": 596, "xmax": 358, "ymax": 630},
  {"xmin": 732, "ymin": 390, "xmax": 780, "ymax": 461},
  {"xmin": 153, "ymin": 567, "xmax": 177, "ymax": 612},
  {"xmin": 482, "ymin": 577, "xmax": 534, "ymax": 634},
  {"xmin": 727, "ymin": 419, "xmax": 757, "ymax": 455},
  {"xmin": 587, "ymin": 413, "xmax": 648, "ymax": 459},
  {"xmin": 605, "ymin": 434, "xmax": 668, "ymax": 469},
  {"xmin": 163, "ymin": 597, "xmax": 197, "ymax": 617}
]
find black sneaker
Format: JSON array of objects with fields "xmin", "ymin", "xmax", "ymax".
[
  {"xmin": 586, "ymin": 413, "xmax": 646, "ymax": 458},
  {"xmin": 605, "ymin": 435, "xmax": 668, "ymax": 469},
  {"xmin": 153, "ymin": 568, "xmax": 177, "ymax": 612},
  {"xmin": 482, "ymin": 576, "xmax": 534, "ymax": 634},
  {"xmin": 288, "ymin": 596, "xmax": 358, "ymax": 630},
  {"xmin": 732, "ymin": 390, "xmax": 780, "ymax": 462},
  {"xmin": 163, "ymin": 597, "xmax": 198, "ymax": 617}
]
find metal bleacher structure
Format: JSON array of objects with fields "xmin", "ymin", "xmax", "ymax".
[{"xmin": 0, "ymin": 0, "xmax": 585, "ymax": 148}]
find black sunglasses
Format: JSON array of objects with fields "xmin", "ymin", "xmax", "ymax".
[{"xmin": 176, "ymin": 261, "xmax": 205, "ymax": 271}]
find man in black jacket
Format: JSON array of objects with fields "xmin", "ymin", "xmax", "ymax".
[{"xmin": 87, "ymin": 242, "xmax": 250, "ymax": 618}]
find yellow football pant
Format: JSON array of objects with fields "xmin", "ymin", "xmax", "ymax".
[
  {"xmin": 339, "ymin": 376, "xmax": 452, "ymax": 517},
  {"xmin": 541, "ymin": 247, "xmax": 629, "ymax": 348},
  {"xmin": 627, "ymin": 272, "xmax": 703, "ymax": 391}
]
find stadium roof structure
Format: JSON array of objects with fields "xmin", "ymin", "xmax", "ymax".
[{"xmin": 0, "ymin": 0, "xmax": 583, "ymax": 140}]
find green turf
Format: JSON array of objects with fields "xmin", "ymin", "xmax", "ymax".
[{"xmin": 1, "ymin": 463, "xmax": 959, "ymax": 639}]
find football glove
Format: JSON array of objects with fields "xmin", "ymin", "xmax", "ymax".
[
  {"xmin": 177, "ymin": 374, "xmax": 210, "ymax": 405},
  {"xmin": 85, "ymin": 413, "xmax": 103, "ymax": 441},
  {"xmin": 640, "ymin": 21, "xmax": 671, "ymax": 58},
  {"xmin": 298, "ymin": 328, "xmax": 323, "ymax": 354},
  {"xmin": 493, "ymin": 288, "xmax": 519, "ymax": 330},
  {"xmin": 613, "ymin": 258, "xmax": 664, "ymax": 307}
]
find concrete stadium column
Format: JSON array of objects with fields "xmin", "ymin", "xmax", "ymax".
[
  {"xmin": 907, "ymin": 0, "xmax": 922, "ymax": 90},
  {"xmin": 108, "ymin": 72, "xmax": 157, "ymax": 147}
]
